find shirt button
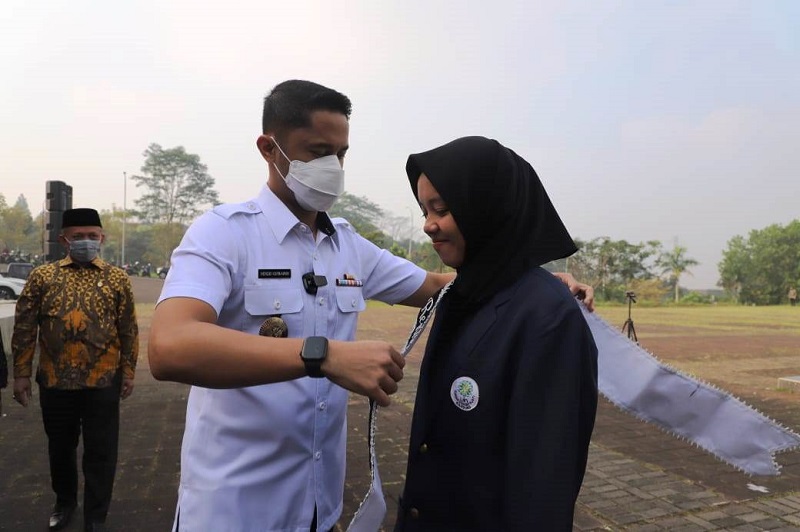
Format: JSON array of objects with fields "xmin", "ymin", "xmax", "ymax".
[
  {"xmin": 318, "ymin": 298, "xmax": 325, "ymax": 306},
  {"xmin": 410, "ymin": 508, "xmax": 420, "ymax": 519},
  {"xmin": 318, "ymin": 401, "xmax": 326, "ymax": 410},
  {"xmin": 314, "ymin": 451, "xmax": 322, "ymax": 460},
  {"xmin": 247, "ymin": 202, "xmax": 256, "ymax": 211},
  {"xmin": 313, "ymin": 253, "xmax": 318, "ymax": 260},
  {"xmin": 274, "ymin": 299, "xmax": 281, "ymax": 310},
  {"xmin": 351, "ymin": 299, "xmax": 357, "ymax": 308},
  {"xmin": 419, "ymin": 443, "xmax": 428, "ymax": 454}
]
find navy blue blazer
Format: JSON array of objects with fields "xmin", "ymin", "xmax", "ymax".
[{"xmin": 395, "ymin": 267, "xmax": 598, "ymax": 531}]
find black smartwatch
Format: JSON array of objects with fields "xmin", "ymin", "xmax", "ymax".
[{"xmin": 300, "ymin": 336, "xmax": 328, "ymax": 378}]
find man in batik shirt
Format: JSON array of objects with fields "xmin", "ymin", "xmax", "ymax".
[{"xmin": 12, "ymin": 208, "xmax": 138, "ymax": 532}]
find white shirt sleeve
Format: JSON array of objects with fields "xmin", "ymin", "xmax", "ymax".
[{"xmin": 157, "ymin": 211, "xmax": 240, "ymax": 316}]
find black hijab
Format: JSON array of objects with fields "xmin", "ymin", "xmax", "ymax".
[{"xmin": 407, "ymin": 136, "xmax": 577, "ymax": 309}]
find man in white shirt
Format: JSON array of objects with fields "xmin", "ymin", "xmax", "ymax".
[{"xmin": 148, "ymin": 80, "xmax": 592, "ymax": 531}]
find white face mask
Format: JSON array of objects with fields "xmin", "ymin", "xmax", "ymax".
[{"xmin": 271, "ymin": 137, "xmax": 345, "ymax": 212}]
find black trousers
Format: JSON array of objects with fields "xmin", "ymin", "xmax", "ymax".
[{"xmin": 39, "ymin": 382, "xmax": 121, "ymax": 523}]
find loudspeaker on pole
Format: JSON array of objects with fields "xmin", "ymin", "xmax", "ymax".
[{"xmin": 44, "ymin": 181, "xmax": 73, "ymax": 262}]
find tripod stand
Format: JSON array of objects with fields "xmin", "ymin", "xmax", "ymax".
[{"xmin": 621, "ymin": 291, "xmax": 638, "ymax": 343}]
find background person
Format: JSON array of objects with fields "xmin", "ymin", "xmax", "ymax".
[
  {"xmin": 12, "ymin": 208, "xmax": 138, "ymax": 532},
  {"xmin": 0, "ymin": 326, "xmax": 7, "ymax": 414},
  {"xmin": 788, "ymin": 286, "xmax": 797, "ymax": 306},
  {"xmin": 396, "ymin": 136, "xmax": 598, "ymax": 531}
]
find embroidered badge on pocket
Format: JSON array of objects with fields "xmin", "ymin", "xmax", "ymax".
[{"xmin": 450, "ymin": 376, "xmax": 479, "ymax": 411}]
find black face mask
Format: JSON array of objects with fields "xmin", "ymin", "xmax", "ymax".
[{"xmin": 68, "ymin": 239, "xmax": 101, "ymax": 262}]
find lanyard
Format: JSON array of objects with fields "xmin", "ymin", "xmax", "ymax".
[{"xmin": 347, "ymin": 280, "xmax": 453, "ymax": 531}]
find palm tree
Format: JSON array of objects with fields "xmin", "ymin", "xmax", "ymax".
[{"xmin": 658, "ymin": 245, "xmax": 699, "ymax": 303}]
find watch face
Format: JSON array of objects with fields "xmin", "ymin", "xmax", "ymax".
[{"xmin": 303, "ymin": 337, "xmax": 328, "ymax": 360}]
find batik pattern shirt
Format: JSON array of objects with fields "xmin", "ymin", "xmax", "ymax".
[{"xmin": 12, "ymin": 256, "xmax": 138, "ymax": 389}]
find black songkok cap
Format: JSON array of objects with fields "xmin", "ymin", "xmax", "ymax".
[{"xmin": 62, "ymin": 208, "xmax": 102, "ymax": 228}]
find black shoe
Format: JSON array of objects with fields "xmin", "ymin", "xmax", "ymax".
[
  {"xmin": 48, "ymin": 504, "xmax": 76, "ymax": 530},
  {"xmin": 84, "ymin": 522, "xmax": 108, "ymax": 532}
]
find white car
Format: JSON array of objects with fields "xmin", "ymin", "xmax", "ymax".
[{"xmin": 0, "ymin": 276, "xmax": 26, "ymax": 300}]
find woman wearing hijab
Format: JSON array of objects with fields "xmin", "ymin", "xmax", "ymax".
[{"xmin": 395, "ymin": 136, "xmax": 598, "ymax": 531}]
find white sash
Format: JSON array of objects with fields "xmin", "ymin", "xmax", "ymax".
[{"xmin": 581, "ymin": 306, "xmax": 800, "ymax": 476}]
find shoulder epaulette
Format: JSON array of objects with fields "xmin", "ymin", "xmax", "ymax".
[
  {"xmin": 330, "ymin": 217, "xmax": 354, "ymax": 232},
  {"xmin": 213, "ymin": 200, "xmax": 262, "ymax": 219}
]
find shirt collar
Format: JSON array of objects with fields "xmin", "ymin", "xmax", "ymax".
[
  {"xmin": 258, "ymin": 186, "xmax": 339, "ymax": 249},
  {"xmin": 59, "ymin": 255, "xmax": 107, "ymax": 270}
]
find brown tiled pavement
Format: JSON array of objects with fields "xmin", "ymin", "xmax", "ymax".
[
  {"xmin": 344, "ymin": 395, "xmax": 800, "ymax": 531},
  {"xmin": 1, "ymin": 280, "xmax": 799, "ymax": 531},
  {"xmin": 3, "ymin": 367, "xmax": 798, "ymax": 531}
]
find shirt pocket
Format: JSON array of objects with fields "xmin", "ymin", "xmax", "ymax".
[
  {"xmin": 335, "ymin": 286, "xmax": 366, "ymax": 313},
  {"xmin": 244, "ymin": 286, "xmax": 305, "ymax": 337}
]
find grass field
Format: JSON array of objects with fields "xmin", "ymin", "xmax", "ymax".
[
  {"xmin": 593, "ymin": 304, "xmax": 800, "ymax": 406},
  {"xmin": 596, "ymin": 304, "xmax": 800, "ymax": 335},
  {"xmin": 135, "ymin": 299, "xmax": 800, "ymax": 409}
]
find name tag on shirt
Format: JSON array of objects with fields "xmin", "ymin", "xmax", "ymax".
[{"xmin": 258, "ymin": 269, "xmax": 291, "ymax": 279}]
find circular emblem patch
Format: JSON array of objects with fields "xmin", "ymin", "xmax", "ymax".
[{"xmin": 450, "ymin": 376, "xmax": 479, "ymax": 411}]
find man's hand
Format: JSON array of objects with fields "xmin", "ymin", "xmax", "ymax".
[
  {"xmin": 551, "ymin": 272, "xmax": 595, "ymax": 312},
  {"xmin": 323, "ymin": 340, "xmax": 405, "ymax": 407},
  {"xmin": 12, "ymin": 377, "xmax": 32, "ymax": 407},
  {"xmin": 121, "ymin": 378, "xmax": 135, "ymax": 399}
]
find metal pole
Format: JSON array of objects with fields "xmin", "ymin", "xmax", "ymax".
[{"xmin": 122, "ymin": 171, "xmax": 127, "ymax": 267}]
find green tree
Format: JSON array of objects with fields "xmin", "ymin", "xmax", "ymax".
[
  {"xmin": 388, "ymin": 242, "xmax": 408, "ymax": 259},
  {"xmin": 329, "ymin": 192, "xmax": 399, "ymax": 250},
  {"xmin": 132, "ymin": 143, "xmax": 220, "ymax": 226},
  {"xmin": 718, "ymin": 220, "xmax": 800, "ymax": 305},
  {"xmin": 0, "ymin": 193, "xmax": 8, "ymax": 251},
  {"xmin": 30, "ymin": 211, "xmax": 45, "ymax": 261},
  {"xmin": 148, "ymin": 222, "xmax": 185, "ymax": 267},
  {"xmin": 0, "ymin": 194, "xmax": 36, "ymax": 253},
  {"xmin": 718, "ymin": 235, "xmax": 748, "ymax": 303},
  {"xmin": 329, "ymin": 192, "xmax": 383, "ymax": 234},
  {"xmin": 131, "ymin": 143, "xmax": 219, "ymax": 263},
  {"xmin": 410, "ymin": 241, "xmax": 448, "ymax": 273},
  {"xmin": 99, "ymin": 207, "xmax": 128, "ymax": 265},
  {"xmin": 567, "ymin": 237, "xmax": 661, "ymax": 302},
  {"xmin": 657, "ymin": 245, "xmax": 699, "ymax": 303}
]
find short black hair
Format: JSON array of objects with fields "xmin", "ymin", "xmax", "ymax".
[{"xmin": 262, "ymin": 80, "xmax": 352, "ymax": 136}]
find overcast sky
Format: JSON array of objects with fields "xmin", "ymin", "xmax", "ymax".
[{"xmin": 2, "ymin": 0, "xmax": 798, "ymax": 289}]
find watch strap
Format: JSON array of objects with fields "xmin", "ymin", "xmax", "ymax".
[{"xmin": 301, "ymin": 336, "xmax": 328, "ymax": 378}]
